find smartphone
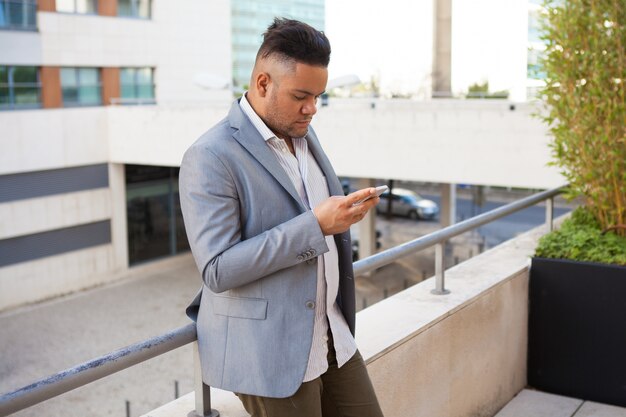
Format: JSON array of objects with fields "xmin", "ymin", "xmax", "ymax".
[{"xmin": 352, "ymin": 185, "xmax": 389, "ymax": 206}]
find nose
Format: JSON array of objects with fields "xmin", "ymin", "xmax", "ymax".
[{"xmin": 301, "ymin": 97, "xmax": 317, "ymax": 116}]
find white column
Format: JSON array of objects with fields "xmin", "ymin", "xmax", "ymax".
[
  {"xmin": 440, "ymin": 182, "xmax": 456, "ymax": 228},
  {"xmin": 432, "ymin": 0, "xmax": 452, "ymax": 97},
  {"xmin": 108, "ymin": 163, "xmax": 129, "ymax": 271},
  {"xmin": 354, "ymin": 178, "xmax": 377, "ymax": 261}
]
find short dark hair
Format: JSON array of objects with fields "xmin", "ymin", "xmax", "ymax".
[{"xmin": 257, "ymin": 18, "xmax": 331, "ymax": 67}]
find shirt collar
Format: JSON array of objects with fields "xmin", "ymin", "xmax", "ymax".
[
  {"xmin": 239, "ymin": 92, "xmax": 278, "ymax": 143},
  {"xmin": 239, "ymin": 92, "xmax": 308, "ymax": 142}
]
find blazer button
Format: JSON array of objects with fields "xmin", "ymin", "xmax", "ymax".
[
  {"xmin": 305, "ymin": 301, "xmax": 315, "ymax": 309},
  {"xmin": 310, "ymin": 249, "xmax": 316, "ymax": 256},
  {"xmin": 306, "ymin": 258, "xmax": 316, "ymax": 265},
  {"xmin": 297, "ymin": 255, "xmax": 304, "ymax": 261}
]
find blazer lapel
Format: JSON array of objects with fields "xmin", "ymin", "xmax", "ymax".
[{"xmin": 228, "ymin": 102, "xmax": 308, "ymax": 212}]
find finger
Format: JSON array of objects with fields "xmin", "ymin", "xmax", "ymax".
[
  {"xmin": 362, "ymin": 196, "xmax": 380, "ymax": 208},
  {"xmin": 346, "ymin": 187, "xmax": 376, "ymax": 205},
  {"xmin": 351, "ymin": 196, "xmax": 379, "ymax": 213}
]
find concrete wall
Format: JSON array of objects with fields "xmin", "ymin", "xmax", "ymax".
[
  {"xmin": 107, "ymin": 99, "xmax": 562, "ymax": 189},
  {"xmin": 0, "ymin": 245, "xmax": 116, "ymax": 311},
  {"xmin": 315, "ymin": 99, "xmax": 563, "ymax": 189},
  {"xmin": 0, "ymin": 107, "xmax": 108, "ymax": 176},
  {"xmin": 140, "ymin": 221, "xmax": 549, "ymax": 417},
  {"xmin": 107, "ymin": 104, "xmax": 230, "ymax": 166},
  {"xmin": 0, "ymin": 31, "xmax": 42, "ymax": 65}
]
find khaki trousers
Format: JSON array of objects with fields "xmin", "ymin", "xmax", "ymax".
[{"xmin": 235, "ymin": 343, "xmax": 384, "ymax": 417}]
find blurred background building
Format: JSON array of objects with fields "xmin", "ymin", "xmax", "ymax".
[
  {"xmin": 0, "ymin": 0, "xmax": 231, "ymax": 310},
  {"xmin": 0, "ymin": 0, "xmax": 561, "ymax": 312},
  {"xmin": 231, "ymin": 0, "xmax": 325, "ymax": 89}
]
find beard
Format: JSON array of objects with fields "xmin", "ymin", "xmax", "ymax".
[{"xmin": 264, "ymin": 91, "xmax": 310, "ymax": 139}]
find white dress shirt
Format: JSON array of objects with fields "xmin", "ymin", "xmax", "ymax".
[{"xmin": 239, "ymin": 94, "xmax": 357, "ymax": 382}]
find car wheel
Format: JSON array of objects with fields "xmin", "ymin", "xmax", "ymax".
[{"xmin": 408, "ymin": 210, "xmax": 419, "ymax": 220}]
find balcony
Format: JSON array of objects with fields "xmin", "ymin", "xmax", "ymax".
[{"xmin": 1, "ymin": 189, "xmax": 624, "ymax": 417}]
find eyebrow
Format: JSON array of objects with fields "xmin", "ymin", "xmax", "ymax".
[{"xmin": 293, "ymin": 89, "xmax": 326, "ymax": 96}]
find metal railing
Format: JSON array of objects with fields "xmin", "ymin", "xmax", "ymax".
[{"xmin": 0, "ymin": 186, "xmax": 564, "ymax": 417}]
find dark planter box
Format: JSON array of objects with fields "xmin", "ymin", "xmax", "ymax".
[{"xmin": 528, "ymin": 257, "xmax": 626, "ymax": 407}]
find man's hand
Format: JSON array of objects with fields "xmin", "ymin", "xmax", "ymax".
[{"xmin": 313, "ymin": 188, "xmax": 380, "ymax": 236}]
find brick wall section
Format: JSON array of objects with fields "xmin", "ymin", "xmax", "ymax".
[
  {"xmin": 37, "ymin": 0, "xmax": 56, "ymax": 12},
  {"xmin": 98, "ymin": 0, "xmax": 117, "ymax": 16},
  {"xmin": 101, "ymin": 67, "xmax": 120, "ymax": 105},
  {"xmin": 40, "ymin": 67, "xmax": 62, "ymax": 108}
]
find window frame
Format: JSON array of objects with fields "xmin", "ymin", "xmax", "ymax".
[
  {"xmin": 119, "ymin": 67, "xmax": 156, "ymax": 105},
  {"xmin": 60, "ymin": 67, "xmax": 103, "ymax": 107},
  {"xmin": 0, "ymin": 65, "xmax": 41, "ymax": 110},
  {"xmin": 0, "ymin": 0, "xmax": 37, "ymax": 31},
  {"xmin": 117, "ymin": 0, "xmax": 151, "ymax": 20},
  {"xmin": 55, "ymin": 0, "xmax": 98, "ymax": 15}
]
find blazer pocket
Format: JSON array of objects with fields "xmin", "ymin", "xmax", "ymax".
[{"xmin": 212, "ymin": 295, "xmax": 268, "ymax": 320}]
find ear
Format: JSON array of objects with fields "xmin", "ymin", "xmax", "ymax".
[{"xmin": 255, "ymin": 72, "xmax": 271, "ymax": 98}]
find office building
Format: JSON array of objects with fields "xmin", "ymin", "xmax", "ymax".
[
  {"xmin": 231, "ymin": 0, "xmax": 325, "ymax": 88},
  {"xmin": 0, "ymin": 0, "xmax": 231, "ymax": 310}
]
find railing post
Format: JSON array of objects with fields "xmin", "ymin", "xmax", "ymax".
[
  {"xmin": 431, "ymin": 242, "xmax": 450, "ymax": 295},
  {"xmin": 545, "ymin": 197, "xmax": 554, "ymax": 232},
  {"xmin": 192, "ymin": 342, "xmax": 219, "ymax": 417}
]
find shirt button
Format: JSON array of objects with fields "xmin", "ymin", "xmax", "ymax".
[{"xmin": 305, "ymin": 301, "xmax": 315, "ymax": 309}]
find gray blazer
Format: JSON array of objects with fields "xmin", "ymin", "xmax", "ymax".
[{"xmin": 179, "ymin": 100, "xmax": 356, "ymax": 398}]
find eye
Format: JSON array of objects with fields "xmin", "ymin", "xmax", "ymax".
[{"xmin": 294, "ymin": 95, "xmax": 306, "ymax": 101}]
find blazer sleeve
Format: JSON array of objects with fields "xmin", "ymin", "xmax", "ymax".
[{"xmin": 179, "ymin": 143, "xmax": 329, "ymax": 293}]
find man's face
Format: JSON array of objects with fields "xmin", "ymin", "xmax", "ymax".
[{"xmin": 263, "ymin": 62, "xmax": 328, "ymax": 140}]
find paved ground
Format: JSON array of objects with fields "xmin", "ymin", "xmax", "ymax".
[
  {"xmin": 0, "ymin": 255, "xmax": 200, "ymax": 417},
  {"xmin": 495, "ymin": 389, "xmax": 626, "ymax": 417}
]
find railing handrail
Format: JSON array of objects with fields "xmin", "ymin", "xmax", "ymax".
[
  {"xmin": 0, "ymin": 185, "xmax": 565, "ymax": 416},
  {"xmin": 0, "ymin": 324, "xmax": 197, "ymax": 416},
  {"xmin": 353, "ymin": 186, "xmax": 564, "ymax": 275}
]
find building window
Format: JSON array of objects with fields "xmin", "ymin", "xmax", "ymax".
[
  {"xmin": 0, "ymin": 66, "xmax": 41, "ymax": 110},
  {"xmin": 55, "ymin": 0, "xmax": 97, "ymax": 14},
  {"xmin": 120, "ymin": 67, "xmax": 155, "ymax": 104},
  {"xmin": 126, "ymin": 165, "xmax": 189, "ymax": 265},
  {"xmin": 61, "ymin": 67, "xmax": 102, "ymax": 107},
  {"xmin": 118, "ymin": 0, "xmax": 151, "ymax": 19},
  {"xmin": 0, "ymin": 0, "xmax": 37, "ymax": 30}
]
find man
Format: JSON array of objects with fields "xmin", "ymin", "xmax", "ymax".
[{"xmin": 179, "ymin": 18, "xmax": 384, "ymax": 417}]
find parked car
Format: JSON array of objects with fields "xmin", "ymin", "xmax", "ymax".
[{"xmin": 376, "ymin": 188, "xmax": 439, "ymax": 220}]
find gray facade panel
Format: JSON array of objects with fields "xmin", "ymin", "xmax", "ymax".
[
  {"xmin": 0, "ymin": 164, "xmax": 109, "ymax": 203},
  {"xmin": 0, "ymin": 221, "xmax": 111, "ymax": 267}
]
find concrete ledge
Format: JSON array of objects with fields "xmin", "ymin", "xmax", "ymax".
[
  {"xmin": 142, "ymin": 221, "xmax": 555, "ymax": 417},
  {"xmin": 495, "ymin": 389, "xmax": 583, "ymax": 417},
  {"xmin": 358, "ymin": 222, "xmax": 550, "ymax": 416}
]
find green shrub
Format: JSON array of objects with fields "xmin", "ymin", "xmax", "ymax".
[
  {"xmin": 538, "ymin": 0, "xmax": 625, "ymax": 236},
  {"xmin": 535, "ymin": 207, "xmax": 626, "ymax": 265}
]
